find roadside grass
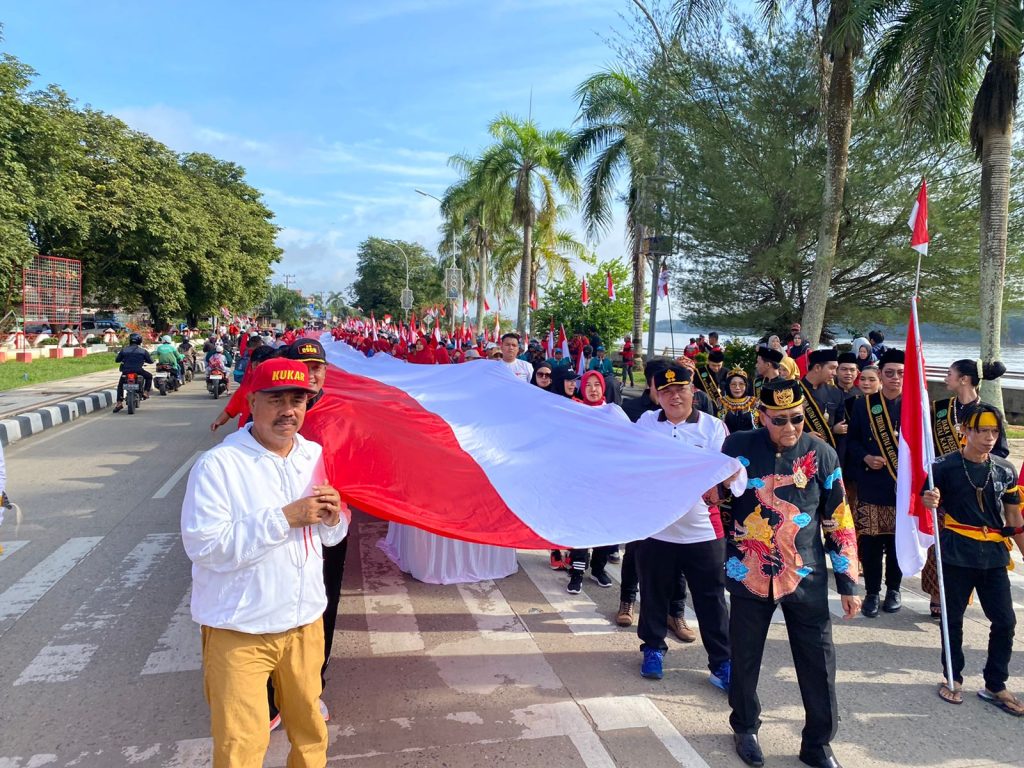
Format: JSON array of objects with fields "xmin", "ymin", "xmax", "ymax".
[
  {"xmin": 0, "ymin": 352, "xmax": 119, "ymax": 391},
  {"xmin": 1007, "ymin": 425, "xmax": 1024, "ymax": 439}
]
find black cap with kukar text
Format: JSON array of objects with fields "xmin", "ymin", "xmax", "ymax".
[
  {"xmin": 653, "ymin": 362, "xmax": 693, "ymax": 391},
  {"xmin": 286, "ymin": 338, "xmax": 326, "ymax": 364},
  {"xmin": 759, "ymin": 378, "xmax": 806, "ymax": 410}
]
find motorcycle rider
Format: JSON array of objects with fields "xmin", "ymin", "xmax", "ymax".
[
  {"xmin": 113, "ymin": 333, "xmax": 154, "ymax": 412},
  {"xmin": 155, "ymin": 335, "xmax": 185, "ymax": 386},
  {"xmin": 178, "ymin": 336, "xmax": 198, "ymax": 376},
  {"xmin": 207, "ymin": 343, "xmax": 231, "ymax": 394}
]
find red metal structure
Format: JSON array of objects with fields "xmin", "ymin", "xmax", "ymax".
[{"xmin": 22, "ymin": 255, "xmax": 82, "ymax": 337}]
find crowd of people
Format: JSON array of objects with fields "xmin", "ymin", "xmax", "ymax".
[{"xmin": 176, "ymin": 319, "xmax": 1024, "ymax": 768}]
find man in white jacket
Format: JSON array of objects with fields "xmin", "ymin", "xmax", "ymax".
[{"xmin": 181, "ymin": 358, "xmax": 349, "ymax": 768}]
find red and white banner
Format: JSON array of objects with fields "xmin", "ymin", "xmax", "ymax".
[
  {"xmin": 908, "ymin": 179, "xmax": 929, "ymax": 256},
  {"xmin": 606, "ymin": 271, "xmax": 615, "ymax": 301},
  {"xmin": 895, "ymin": 298, "xmax": 936, "ymax": 576},
  {"xmin": 657, "ymin": 267, "xmax": 670, "ymax": 298},
  {"xmin": 305, "ymin": 338, "xmax": 743, "ymax": 548}
]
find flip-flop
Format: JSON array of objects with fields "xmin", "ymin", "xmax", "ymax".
[
  {"xmin": 929, "ymin": 602, "xmax": 942, "ymax": 618},
  {"xmin": 937, "ymin": 682, "xmax": 962, "ymax": 705},
  {"xmin": 978, "ymin": 689, "xmax": 1024, "ymax": 717}
]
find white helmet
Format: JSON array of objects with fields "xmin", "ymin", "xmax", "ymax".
[
  {"xmin": 215, "ymin": 343, "xmax": 224, "ymax": 352},
  {"xmin": 161, "ymin": 335, "xmax": 172, "ymax": 343}
]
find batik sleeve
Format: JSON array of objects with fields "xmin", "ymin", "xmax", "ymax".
[{"xmin": 817, "ymin": 449, "xmax": 860, "ymax": 595}]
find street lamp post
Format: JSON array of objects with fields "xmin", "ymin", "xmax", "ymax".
[
  {"xmin": 388, "ymin": 240, "xmax": 412, "ymax": 320},
  {"xmin": 416, "ymin": 189, "xmax": 461, "ymax": 334}
]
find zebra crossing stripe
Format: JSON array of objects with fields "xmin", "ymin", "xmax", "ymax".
[
  {"xmin": 0, "ymin": 540, "xmax": 30, "ymax": 562},
  {"xmin": 358, "ymin": 522, "xmax": 424, "ymax": 655},
  {"xmin": 517, "ymin": 552, "xmax": 615, "ymax": 635},
  {"xmin": 142, "ymin": 586, "xmax": 201, "ymax": 675},
  {"xmin": 15, "ymin": 533, "xmax": 177, "ymax": 684},
  {"xmin": 0, "ymin": 537, "xmax": 103, "ymax": 638}
]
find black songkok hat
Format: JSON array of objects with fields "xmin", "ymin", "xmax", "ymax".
[
  {"xmin": 807, "ymin": 348, "xmax": 838, "ymax": 367},
  {"xmin": 759, "ymin": 378, "xmax": 805, "ymax": 410},
  {"xmin": 879, "ymin": 348, "xmax": 905, "ymax": 368},
  {"xmin": 707, "ymin": 349, "xmax": 725, "ymax": 363},
  {"xmin": 757, "ymin": 347, "xmax": 784, "ymax": 365},
  {"xmin": 837, "ymin": 351, "xmax": 858, "ymax": 366},
  {"xmin": 653, "ymin": 362, "xmax": 693, "ymax": 390}
]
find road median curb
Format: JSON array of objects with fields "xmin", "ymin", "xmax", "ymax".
[{"xmin": 0, "ymin": 389, "xmax": 116, "ymax": 447}]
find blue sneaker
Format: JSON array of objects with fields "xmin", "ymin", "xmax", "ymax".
[
  {"xmin": 709, "ymin": 660, "xmax": 731, "ymax": 691},
  {"xmin": 641, "ymin": 648, "xmax": 664, "ymax": 680}
]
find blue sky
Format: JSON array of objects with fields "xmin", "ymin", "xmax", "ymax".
[{"xmin": 0, "ymin": 0, "xmax": 638, "ymax": 302}]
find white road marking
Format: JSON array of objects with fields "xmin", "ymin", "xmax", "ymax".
[
  {"xmin": 0, "ymin": 756, "xmax": 58, "ymax": 767},
  {"xmin": 152, "ymin": 452, "xmax": 201, "ymax": 499},
  {"xmin": 0, "ymin": 537, "xmax": 103, "ymax": 637},
  {"xmin": 582, "ymin": 695, "xmax": 712, "ymax": 767},
  {"xmin": 142, "ymin": 586, "xmax": 200, "ymax": 675},
  {"xmin": 518, "ymin": 551, "xmax": 615, "ymax": 634},
  {"xmin": 15, "ymin": 533, "xmax": 177, "ymax": 684},
  {"xmin": 513, "ymin": 700, "xmax": 617, "ymax": 767},
  {"xmin": 0, "ymin": 540, "xmax": 30, "ymax": 562},
  {"xmin": 456, "ymin": 579, "xmax": 528, "ymax": 639},
  {"xmin": 357, "ymin": 522, "xmax": 423, "ymax": 654}
]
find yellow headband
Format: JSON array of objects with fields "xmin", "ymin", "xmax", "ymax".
[{"xmin": 967, "ymin": 411, "xmax": 999, "ymax": 429}]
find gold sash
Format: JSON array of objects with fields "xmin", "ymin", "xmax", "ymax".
[
  {"xmin": 932, "ymin": 397, "xmax": 962, "ymax": 456},
  {"xmin": 697, "ymin": 365, "xmax": 723, "ymax": 405},
  {"xmin": 866, "ymin": 393, "xmax": 899, "ymax": 482},
  {"xmin": 800, "ymin": 380, "xmax": 835, "ymax": 447}
]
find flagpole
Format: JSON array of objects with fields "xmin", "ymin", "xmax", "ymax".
[
  {"xmin": 666, "ymin": 289, "xmax": 675, "ymax": 355},
  {"xmin": 911, "ymin": 226, "xmax": 956, "ymax": 691}
]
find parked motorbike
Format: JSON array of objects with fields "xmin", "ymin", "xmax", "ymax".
[{"xmin": 206, "ymin": 369, "xmax": 227, "ymax": 399}]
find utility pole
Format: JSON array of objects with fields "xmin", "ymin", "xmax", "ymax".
[{"xmin": 282, "ymin": 274, "xmax": 296, "ymax": 290}]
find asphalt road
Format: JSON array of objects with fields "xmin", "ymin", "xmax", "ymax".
[{"xmin": 0, "ymin": 382, "xmax": 1022, "ymax": 767}]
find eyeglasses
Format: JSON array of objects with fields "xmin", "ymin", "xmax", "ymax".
[
  {"xmin": 536, "ymin": 372, "xmax": 552, "ymax": 378},
  {"xmin": 768, "ymin": 414, "xmax": 805, "ymax": 426},
  {"xmin": 882, "ymin": 369, "xmax": 904, "ymax": 378}
]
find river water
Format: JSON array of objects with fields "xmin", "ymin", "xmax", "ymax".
[{"xmin": 650, "ymin": 332, "xmax": 1024, "ymax": 370}]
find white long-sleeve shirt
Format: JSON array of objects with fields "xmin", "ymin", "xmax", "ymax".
[
  {"xmin": 181, "ymin": 426, "xmax": 348, "ymax": 633},
  {"xmin": 636, "ymin": 408, "xmax": 745, "ymax": 543}
]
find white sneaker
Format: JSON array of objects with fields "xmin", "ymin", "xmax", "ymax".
[{"xmin": 319, "ymin": 698, "xmax": 330, "ymax": 722}]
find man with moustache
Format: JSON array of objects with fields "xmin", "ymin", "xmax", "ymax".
[{"xmin": 181, "ymin": 358, "xmax": 348, "ymax": 767}]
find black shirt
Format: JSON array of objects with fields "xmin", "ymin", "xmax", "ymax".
[
  {"xmin": 115, "ymin": 345, "xmax": 153, "ymax": 373},
  {"xmin": 847, "ymin": 392, "xmax": 900, "ymax": 506},
  {"xmin": 932, "ymin": 452, "xmax": 1020, "ymax": 569}
]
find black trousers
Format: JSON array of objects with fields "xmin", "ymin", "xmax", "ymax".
[
  {"xmin": 619, "ymin": 539, "xmax": 688, "ymax": 614},
  {"xmin": 568, "ymin": 545, "xmax": 616, "ymax": 573},
  {"xmin": 858, "ymin": 534, "xmax": 902, "ymax": 594},
  {"xmin": 635, "ymin": 537, "xmax": 729, "ymax": 669},
  {"xmin": 269, "ymin": 536, "xmax": 349, "ymax": 718},
  {"xmin": 941, "ymin": 562, "xmax": 1016, "ymax": 693},
  {"xmin": 728, "ymin": 594, "xmax": 838, "ymax": 761}
]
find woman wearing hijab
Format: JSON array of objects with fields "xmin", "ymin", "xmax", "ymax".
[
  {"xmin": 530, "ymin": 361, "xmax": 555, "ymax": 390},
  {"xmin": 718, "ymin": 368, "xmax": 757, "ymax": 432},
  {"xmin": 550, "ymin": 367, "xmax": 582, "ymax": 400},
  {"xmin": 852, "ymin": 336, "xmax": 876, "ymax": 369}
]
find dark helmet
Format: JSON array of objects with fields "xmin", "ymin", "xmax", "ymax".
[{"xmin": 129, "ymin": 332, "xmax": 143, "ymax": 345}]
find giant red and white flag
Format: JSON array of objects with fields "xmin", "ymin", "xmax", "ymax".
[
  {"xmin": 606, "ymin": 271, "xmax": 616, "ymax": 301},
  {"xmin": 305, "ymin": 338, "xmax": 744, "ymax": 548},
  {"xmin": 895, "ymin": 297, "xmax": 936, "ymax": 576},
  {"xmin": 908, "ymin": 179, "xmax": 929, "ymax": 256}
]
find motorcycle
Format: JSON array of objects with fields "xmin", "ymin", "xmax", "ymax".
[
  {"xmin": 154, "ymin": 363, "xmax": 181, "ymax": 395},
  {"xmin": 120, "ymin": 372, "xmax": 143, "ymax": 414},
  {"xmin": 206, "ymin": 369, "xmax": 228, "ymax": 399}
]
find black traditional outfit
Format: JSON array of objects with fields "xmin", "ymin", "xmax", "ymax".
[
  {"xmin": 694, "ymin": 350, "xmax": 726, "ymax": 410},
  {"xmin": 799, "ymin": 349, "xmax": 845, "ymax": 451},
  {"xmin": 931, "ymin": 447, "xmax": 1020, "ymax": 695},
  {"xmin": 718, "ymin": 368, "xmax": 758, "ymax": 433},
  {"xmin": 721, "ymin": 380, "xmax": 859, "ymax": 766}
]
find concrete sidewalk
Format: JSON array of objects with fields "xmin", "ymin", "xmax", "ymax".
[{"xmin": 0, "ymin": 369, "xmax": 120, "ymax": 446}]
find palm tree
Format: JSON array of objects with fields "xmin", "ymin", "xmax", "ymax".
[
  {"xmin": 477, "ymin": 114, "xmax": 579, "ymax": 333},
  {"xmin": 442, "ymin": 156, "xmax": 513, "ymax": 332},
  {"xmin": 865, "ymin": 0, "xmax": 1023, "ymax": 409},
  {"xmin": 568, "ymin": 67, "xmax": 660, "ymax": 350},
  {"xmin": 490, "ymin": 203, "xmax": 586, "ymax": 300}
]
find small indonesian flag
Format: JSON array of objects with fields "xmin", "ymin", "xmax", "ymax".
[
  {"xmin": 895, "ymin": 297, "xmax": 937, "ymax": 577},
  {"xmin": 383, "ymin": 314, "xmax": 392, "ymax": 325},
  {"xmin": 494, "ymin": 314, "xmax": 501, "ymax": 336},
  {"xmin": 558, "ymin": 324, "xmax": 571, "ymax": 360},
  {"xmin": 606, "ymin": 271, "xmax": 615, "ymax": 301},
  {"xmin": 657, "ymin": 267, "xmax": 669, "ymax": 297},
  {"xmin": 530, "ymin": 291, "xmax": 538, "ymax": 311},
  {"xmin": 581, "ymin": 277, "xmax": 590, "ymax": 307},
  {"xmin": 908, "ymin": 179, "xmax": 929, "ymax": 256},
  {"xmin": 463, "ymin": 298, "xmax": 469, "ymax": 316},
  {"xmin": 434, "ymin": 326, "xmax": 442, "ymax": 343},
  {"xmin": 545, "ymin": 318, "xmax": 555, "ymax": 356},
  {"xmin": 484, "ymin": 298, "xmax": 491, "ymax": 312},
  {"xmin": 576, "ymin": 346, "xmax": 586, "ymax": 378}
]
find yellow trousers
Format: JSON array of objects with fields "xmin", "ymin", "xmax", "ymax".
[{"xmin": 201, "ymin": 619, "xmax": 327, "ymax": 768}]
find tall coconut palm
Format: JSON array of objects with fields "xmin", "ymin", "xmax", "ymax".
[
  {"xmin": 865, "ymin": 0, "xmax": 1023, "ymax": 409},
  {"xmin": 490, "ymin": 203, "xmax": 586, "ymax": 300},
  {"xmin": 568, "ymin": 68, "xmax": 660, "ymax": 349},
  {"xmin": 441, "ymin": 155, "xmax": 513, "ymax": 332},
  {"xmin": 477, "ymin": 114, "xmax": 579, "ymax": 333}
]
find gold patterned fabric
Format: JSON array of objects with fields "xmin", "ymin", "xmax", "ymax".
[{"xmin": 854, "ymin": 501, "xmax": 896, "ymax": 537}]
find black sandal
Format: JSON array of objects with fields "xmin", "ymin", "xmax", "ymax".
[{"xmin": 929, "ymin": 602, "xmax": 942, "ymax": 618}]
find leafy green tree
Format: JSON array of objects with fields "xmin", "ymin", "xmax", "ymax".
[
  {"xmin": 865, "ymin": 0, "xmax": 1023, "ymax": 408},
  {"xmin": 265, "ymin": 284, "xmax": 305, "ymax": 327},
  {"xmin": 532, "ymin": 260, "xmax": 633, "ymax": 349},
  {"xmin": 348, "ymin": 237, "xmax": 444, "ymax": 318},
  {"xmin": 477, "ymin": 114, "xmax": 579, "ymax": 333}
]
